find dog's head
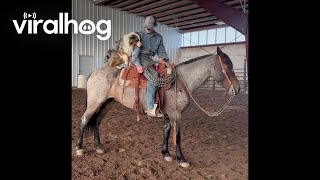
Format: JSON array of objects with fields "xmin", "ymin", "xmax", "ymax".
[{"xmin": 128, "ymin": 32, "xmax": 141, "ymax": 47}]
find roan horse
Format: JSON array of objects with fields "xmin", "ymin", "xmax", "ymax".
[{"xmin": 75, "ymin": 46, "xmax": 240, "ymax": 168}]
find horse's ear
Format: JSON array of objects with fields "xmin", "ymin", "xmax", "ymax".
[{"xmin": 217, "ymin": 46, "xmax": 222, "ymax": 55}]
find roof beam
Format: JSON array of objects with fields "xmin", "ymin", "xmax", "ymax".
[
  {"xmin": 178, "ymin": 20, "xmax": 221, "ymax": 30},
  {"xmin": 190, "ymin": 0, "xmax": 247, "ymax": 35},
  {"xmin": 148, "ymin": 4, "xmax": 200, "ymax": 17},
  {"xmin": 94, "ymin": 0, "xmax": 117, "ymax": 6},
  {"xmin": 159, "ymin": 12, "xmax": 212, "ymax": 24},
  {"xmin": 157, "ymin": 8, "xmax": 207, "ymax": 22},
  {"xmin": 111, "ymin": 0, "xmax": 138, "ymax": 8},
  {"xmin": 180, "ymin": 24, "xmax": 228, "ymax": 33},
  {"xmin": 128, "ymin": 0, "xmax": 173, "ymax": 13},
  {"xmin": 225, "ymin": 0, "xmax": 244, "ymax": 6},
  {"xmin": 234, "ymin": 4, "xmax": 248, "ymax": 11},
  {"xmin": 109, "ymin": 0, "xmax": 127, "ymax": 6},
  {"xmin": 119, "ymin": 0, "xmax": 154, "ymax": 11},
  {"xmin": 135, "ymin": 1, "xmax": 192, "ymax": 16},
  {"xmin": 169, "ymin": 16, "xmax": 219, "ymax": 27}
]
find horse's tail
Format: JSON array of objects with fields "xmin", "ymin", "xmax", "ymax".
[
  {"xmin": 87, "ymin": 72, "xmax": 92, "ymax": 81},
  {"xmin": 85, "ymin": 98, "xmax": 115, "ymax": 133},
  {"xmin": 81, "ymin": 76, "xmax": 95, "ymax": 134},
  {"xmin": 86, "ymin": 110, "xmax": 99, "ymax": 134}
]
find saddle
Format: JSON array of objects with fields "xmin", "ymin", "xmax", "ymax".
[{"xmin": 119, "ymin": 62, "xmax": 174, "ymax": 121}]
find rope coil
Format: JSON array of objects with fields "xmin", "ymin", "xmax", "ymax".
[{"xmin": 144, "ymin": 60, "xmax": 176, "ymax": 87}]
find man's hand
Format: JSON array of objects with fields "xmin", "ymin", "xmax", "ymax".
[{"xmin": 137, "ymin": 66, "xmax": 144, "ymax": 73}]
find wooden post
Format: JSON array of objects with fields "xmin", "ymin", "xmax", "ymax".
[{"xmin": 243, "ymin": 58, "xmax": 247, "ymax": 93}]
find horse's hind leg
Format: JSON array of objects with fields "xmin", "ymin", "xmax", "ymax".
[
  {"xmin": 161, "ymin": 114, "xmax": 173, "ymax": 162},
  {"xmin": 93, "ymin": 99, "xmax": 116, "ymax": 154},
  {"xmin": 76, "ymin": 103, "xmax": 102, "ymax": 156}
]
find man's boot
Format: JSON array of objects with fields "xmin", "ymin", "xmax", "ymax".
[{"xmin": 146, "ymin": 104, "xmax": 163, "ymax": 118}]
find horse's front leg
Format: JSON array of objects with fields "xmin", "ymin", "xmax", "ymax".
[
  {"xmin": 175, "ymin": 119, "xmax": 190, "ymax": 168},
  {"xmin": 161, "ymin": 114, "xmax": 173, "ymax": 161}
]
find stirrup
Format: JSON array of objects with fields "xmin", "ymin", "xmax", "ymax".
[{"xmin": 146, "ymin": 104, "xmax": 163, "ymax": 118}]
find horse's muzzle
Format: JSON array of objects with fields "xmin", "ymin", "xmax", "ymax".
[{"xmin": 228, "ymin": 84, "xmax": 240, "ymax": 95}]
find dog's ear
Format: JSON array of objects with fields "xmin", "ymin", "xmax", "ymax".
[
  {"xmin": 135, "ymin": 35, "xmax": 140, "ymax": 41},
  {"xmin": 127, "ymin": 35, "xmax": 133, "ymax": 44},
  {"xmin": 129, "ymin": 33, "xmax": 136, "ymax": 39},
  {"xmin": 130, "ymin": 33, "xmax": 139, "ymax": 41},
  {"xmin": 106, "ymin": 50, "xmax": 112, "ymax": 59}
]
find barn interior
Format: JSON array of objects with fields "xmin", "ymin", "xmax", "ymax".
[{"xmin": 72, "ymin": 0, "xmax": 248, "ymax": 179}]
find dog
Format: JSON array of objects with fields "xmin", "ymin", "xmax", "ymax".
[{"xmin": 106, "ymin": 32, "xmax": 141, "ymax": 69}]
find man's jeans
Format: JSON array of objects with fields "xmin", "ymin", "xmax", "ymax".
[
  {"xmin": 140, "ymin": 55, "xmax": 158, "ymax": 110},
  {"xmin": 145, "ymin": 69, "xmax": 157, "ymax": 110}
]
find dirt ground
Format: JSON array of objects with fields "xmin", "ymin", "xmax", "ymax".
[{"xmin": 72, "ymin": 88, "xmax": 248, "ymax": 180}]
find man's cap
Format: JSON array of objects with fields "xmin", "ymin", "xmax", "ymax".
[{"xmin": 144, "ymin": 16, "xmax": 157, "ymax": 30}]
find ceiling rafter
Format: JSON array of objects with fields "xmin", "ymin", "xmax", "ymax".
[{"xmin": 95, "ymin": 0, "xmax": 248, "ymax": 33}]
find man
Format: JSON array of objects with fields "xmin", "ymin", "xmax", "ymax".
[{"xmin": 131, "ymin": 15, "xmax": 169, "ymax": 118}]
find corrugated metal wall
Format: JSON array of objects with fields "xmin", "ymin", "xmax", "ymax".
[{"xmin": 72, "ymin": 0, "xmax": 181, "ymax": 86}]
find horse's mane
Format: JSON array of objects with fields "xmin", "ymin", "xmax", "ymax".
[{"xmin": 176, "ymin": 54, "xmax": 213, "ymax": 67}]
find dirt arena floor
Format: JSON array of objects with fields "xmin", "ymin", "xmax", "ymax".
[{"xmin": 72, "ymin": 88, "xmax": 248, "ymax": 180}]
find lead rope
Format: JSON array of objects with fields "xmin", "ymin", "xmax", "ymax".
[{"xmin": 178, "ymin": 74, "xmax": 234, "ymax": 116}]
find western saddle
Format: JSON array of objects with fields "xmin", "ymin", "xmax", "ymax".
[{"xmin": 119, "ymin": 62, "xmax": 174, "ymax": 121}]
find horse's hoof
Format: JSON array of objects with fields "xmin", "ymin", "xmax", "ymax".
[
  {"xmin": 96, "ymin": 148, "xmax": 105, "ymax": 154},
  {"xmin": 76, "ymin": 149, "xmax": 85, "ymax": 156},
  {"xmin": 179, "ymin": 161, "xmax": 190, "ymax": 168},
  {"xmin": 164, "ymin": 156, "xmax": 173, "ymax": 162}
]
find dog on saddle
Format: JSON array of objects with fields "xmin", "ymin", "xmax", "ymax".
[{"xmin": 106, "ymin": 32, "xmax": 141, "ymax": 69}]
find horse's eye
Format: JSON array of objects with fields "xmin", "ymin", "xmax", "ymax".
[{"xmin": 228, "ymin": 66, "xmax": 232, "ymax": 69}]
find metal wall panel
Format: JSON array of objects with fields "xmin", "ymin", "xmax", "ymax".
[{"xmin": 72, "ymin": 0, "xmax": 181, "ymax": 86}]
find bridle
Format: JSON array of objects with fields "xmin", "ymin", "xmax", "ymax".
[{"xmin": 216, "ymin": 55, "xmax": 235, "ymax": 96}]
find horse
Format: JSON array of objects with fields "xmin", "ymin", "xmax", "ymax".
[{"xmin": 75, "ymin": 46, "xmax": 240, "ymax": 168}]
